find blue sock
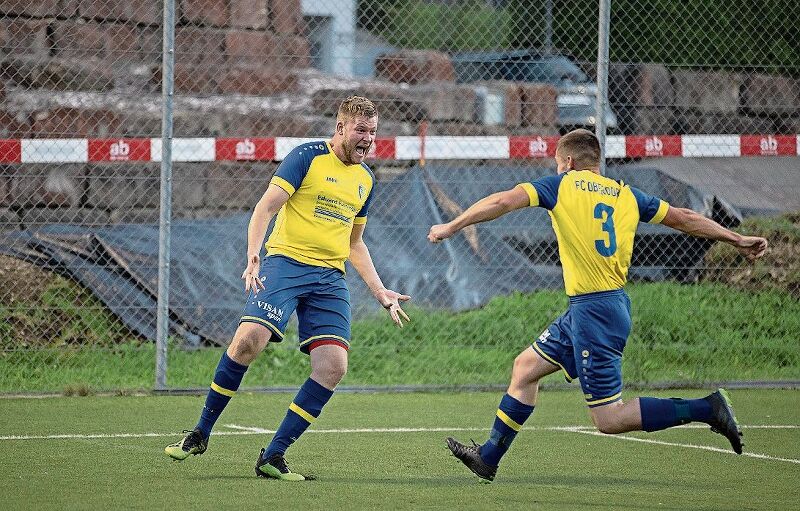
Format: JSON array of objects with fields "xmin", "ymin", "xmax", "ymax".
[
  {"xmin": 196, "ymin": 352, "xmax": 248, "ymax": 439},
  {"xmin": 264, "ymin": 378, "xmax": 334, "ymax": 458},
  {"xmin": 479, "ymin": 394, "xmax": 534, "ymax": 467},
  {"xmin": 639, "ymin": 397, "xmax": 713, "ymax": 432}
]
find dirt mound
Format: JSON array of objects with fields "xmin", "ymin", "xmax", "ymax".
[
  {"xmin": 0, "ymin": 255, "xmax": 137, "ymax": 348},
  {"xmin": 703, "ymin": 212, "xmax": 800, "ymax": 296},
  {"xmin": 0, "ymin": 255, "xmax": 53, "ymax": 305}
]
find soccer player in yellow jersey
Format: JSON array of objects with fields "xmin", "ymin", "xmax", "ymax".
[
  {"xmin": 165, "ymin": 96, "xmax": 410, "ymax": 480},
  {"xmin": 428, "ymin": 129, "xmax": 768, "ymax": 481}
]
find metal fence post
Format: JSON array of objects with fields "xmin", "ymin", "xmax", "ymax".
[
  {"xmin": 156, "ymin": 0, "xmax": 176, "ymax": 390},
  {"xmin": 596, "ymin": 0, "xmax": 612, "ymax": 175}
]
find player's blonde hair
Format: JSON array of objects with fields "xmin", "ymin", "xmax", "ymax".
[
  {"xmin": 556, "ymin": 128, "xmax": 601, "ymax": 170},
  {"xmin": 337, "ymin": 95, "xmax": 378, "ymax": 123}
]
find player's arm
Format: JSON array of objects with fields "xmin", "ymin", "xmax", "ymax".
[
  {"xmin": 427, "ymin": 185, "xmax": 530, "ymax": 243},
  {"xmin": 661, "ymin": 206, "xmax": 768, "ymax": 261},
  {"xmin": 241, "ymin": 184, "xmax": 290, "ymax": 292},
  {"xmin": 349, "ymin": 223, "xmax": 410, "ymax": 328}
]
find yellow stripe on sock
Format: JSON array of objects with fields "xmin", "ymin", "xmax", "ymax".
[
  {"xmin": 289, "ymin": 402, "xmax": 316, "ymax": 423},
  {"xmin": 210, "ymin": 382, "xmax": 236, "ymax": 397},
  {"xmin": 496, "ymin": 409, "xmax": 522, "ymax": 432}
]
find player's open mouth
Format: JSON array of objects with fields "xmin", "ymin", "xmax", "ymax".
[{"xmin": 355, "ymin": 146, "xmax": 369, "ymax": 157}]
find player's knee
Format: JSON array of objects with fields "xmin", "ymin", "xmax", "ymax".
[
  {"xmin": 591, "ymin": 413, "xmax": 624, "ymax": 434},
  {"xmin": 329, "ymin": 362, "xmax": 347, "ymax": 384},
  {"xmin": 312, "ymin": 359, "xmax": 347, "ymax": 387},
  {"xmin": 230, "ymin": 330, "xmax": 268, "ymax": 360},
  {"xmin": 511, "ymin": 352, "xmax": 539, "ymax": 383}
]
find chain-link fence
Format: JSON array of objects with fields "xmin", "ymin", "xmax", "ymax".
[{"xmin": 0, "ymin": 0, "xmax": 798, "ymax": 393}]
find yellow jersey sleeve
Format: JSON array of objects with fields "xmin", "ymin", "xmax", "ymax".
[
  {"xmin": 271, "ymin": 175, "xmax": 296, "ymax": 196},
  {"xmin": 650, "ymin": 201, "xmax": 669, "ymax": 224},
  {"xmin": 517, "ymin": 174, "xmax": 565, "ymax": 209},
  {"xmin": 630, "ymin": 186, "xmax": 670, "ymax": 224},
  {"xmin": 516, "ymin": 183, "xmax": 538, "ymax": 207}
]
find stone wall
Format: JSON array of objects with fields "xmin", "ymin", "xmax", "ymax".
[
  {"xmin": 608, "ymin": 64, "xmax": 800, "ymax": 136},
  {"xmin": 0, "ymin": 160, "xmax": 280, "ymax": 232}
]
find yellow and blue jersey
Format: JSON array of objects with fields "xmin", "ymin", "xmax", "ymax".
[
  {"xmin": 267, "ymin": 141, "xmax": 375, "ymax": 272},
  {"xmin": 518, "ymin": 170, "xmax": 669, "ymax": 296}
]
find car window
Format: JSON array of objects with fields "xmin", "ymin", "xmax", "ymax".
[
  {"xmin": 502, "ymin": 56, "xmax": 588, "ymax": 84},
  {"xmin": 546, "ymin": 57, "xmax": 589, "ymax": 83}
]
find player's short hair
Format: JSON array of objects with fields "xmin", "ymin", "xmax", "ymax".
[
  {"xmin": 337, "ymin": 96, "xmax": 378, "ymax": 123},
  {"xmin": 556, "ymin": 128, "xmax": 601, "ymax": 170}
]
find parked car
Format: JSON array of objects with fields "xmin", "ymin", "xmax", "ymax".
[{"xmin": 450, "ymin": 50, "xmax": 618, "ymax": 132}]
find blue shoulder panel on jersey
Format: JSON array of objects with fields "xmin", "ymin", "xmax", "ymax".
[
  {"xmin": 275, "ymin": 141, "xmax": 329, "ymax": 190},
  {"xmin": 630, "ymin": 186, "xmax": 663, "ymax": 223},
  {"xmin": 356, "ymin": 163, "xmax": 376, "ymax": 218},
  {"xmin": 531, "ymin": 173, "xmax": 566, "ymax": 210}
]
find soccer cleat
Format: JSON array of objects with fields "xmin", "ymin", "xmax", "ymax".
[
  {"xmin": 254, "ymin": 449, "xmax": 307, "ymax": 481},
  {"xmin": 446, "ymin": 437, "xmax": 497, "ymax": 482},
  {"xmin": 164, "ymin": 428, "xmax": 208, "ymax": 461},
  {"xmin": 706, "ymin": 389, "xmax": 744, "ymax": 454}
]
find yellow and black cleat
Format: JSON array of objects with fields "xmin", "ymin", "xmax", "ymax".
[
  {"xmin": 254, "ymin": 449, "xmax": 308, "ymax": 481},
  {"xmin": 164, "ymin": 429, "xmax": 208, "ymax": 461}
]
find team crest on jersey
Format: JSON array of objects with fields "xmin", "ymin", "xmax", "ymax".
[{"xmin": 358, "ymin": 184, "xmax": 365, "ymax": 199}]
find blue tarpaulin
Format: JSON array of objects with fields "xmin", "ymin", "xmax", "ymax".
[{"xmin": 0, "ymin": 164, "xmax": 738, "ymax": 345}]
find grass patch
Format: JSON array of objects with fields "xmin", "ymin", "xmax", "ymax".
[
  {"xmin": 1, "ymin": 390, "xmax": 798, "ymax": 511},
  {"xmin": 2, "ymin": 282, "xmax": 798, "ymax": 392}
]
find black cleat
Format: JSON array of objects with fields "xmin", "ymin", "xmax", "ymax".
[
  {"xmin": 446, "ymin": 437, "xmax": 497, "ymax": 481},
  {"xmin": 706, "ymin": 389, "xmax": 744, "ymax": 454},
  {"xmin": 164, "ymin": 428, "xmax": 207, "ymax": 461},
  {"xmin": 254, "ymin": 449, "xmax": 308, "ymax": 481}
]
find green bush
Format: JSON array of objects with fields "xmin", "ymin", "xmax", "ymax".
[
  {"xmin": 1, "ymin": 281, "xmax": 798, "ymax": 391},
  {"xmin": 360, "ymin": 0, "xmax": 514, "ymax": 50},
  {"xmin": 360, "ymin": 0, "xmax": 800, "ymax": 74}
]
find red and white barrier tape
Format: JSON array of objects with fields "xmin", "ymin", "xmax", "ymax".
[{"xmin": 0, "ymin": 134, "xmax": 797, "ymax": 163}]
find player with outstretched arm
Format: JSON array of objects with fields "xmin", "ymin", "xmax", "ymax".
[{"xmin": 428, "ymin": 128, "xmax": 767, "ymax": 481}]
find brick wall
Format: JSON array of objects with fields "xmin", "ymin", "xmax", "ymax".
[{"xmin": 0, "ymin": 0, "xmax": 309, "ymax": 227}]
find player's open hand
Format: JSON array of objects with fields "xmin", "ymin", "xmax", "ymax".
[
  {"xmin": 428, "ymin": 223, "xmax": 455, "ymax": 243},
  {"xmin": 377, "ymin": 288, "xmax": 411, "ymax": 328},
  {"xmin": 734, "ymin": 235, "xmax": 768, "ymax": 261},
  {"xmin": 241, "ymin": 254, "xmax": 265, "ymax": 293}
]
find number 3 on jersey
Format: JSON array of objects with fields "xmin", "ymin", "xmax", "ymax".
[{"xmin": 593, "ymin": 203, "xmax": 617, "ymax": 256}]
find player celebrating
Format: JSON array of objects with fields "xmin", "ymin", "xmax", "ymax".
[
  {"xmin": 165, "ymin": 96, "xmax": 410, "ymax": 480},
  {"xmin": 428, "ymin": 128, "xmax": 767, "ymax": 482}
]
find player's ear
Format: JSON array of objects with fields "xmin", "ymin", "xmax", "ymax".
[
  {"xmin": 336, "ymin": 121, "xmax": 344, "ymax": 135},
  {"xmin": 567, "ymin": 155, "xmax": 575, "ymax": 170}
]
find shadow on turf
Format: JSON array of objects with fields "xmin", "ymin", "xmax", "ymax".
[
  {"xmin": 187, "ymin": 470, "xmax": 684, "ymax": 494},
  {"xmin": 260, "ymin": 473, "xmax": 681, "ymax": 490}
]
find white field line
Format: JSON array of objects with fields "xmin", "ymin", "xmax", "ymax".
[
  {"xmin": 2, "ymin": 424, "xmax": 799, "ymax": 464},
  {"xmin": 566, "ymin": 428, "xmax": 800, "ymax": 464}
]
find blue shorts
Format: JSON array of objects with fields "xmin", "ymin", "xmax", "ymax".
[
  {"xmin": 532, "ymin": 289, "xmax": 631, "ymax": 407},
  {"xmin": 240, "ymin": 255, "xmax": 351, "ymax": 355}
]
